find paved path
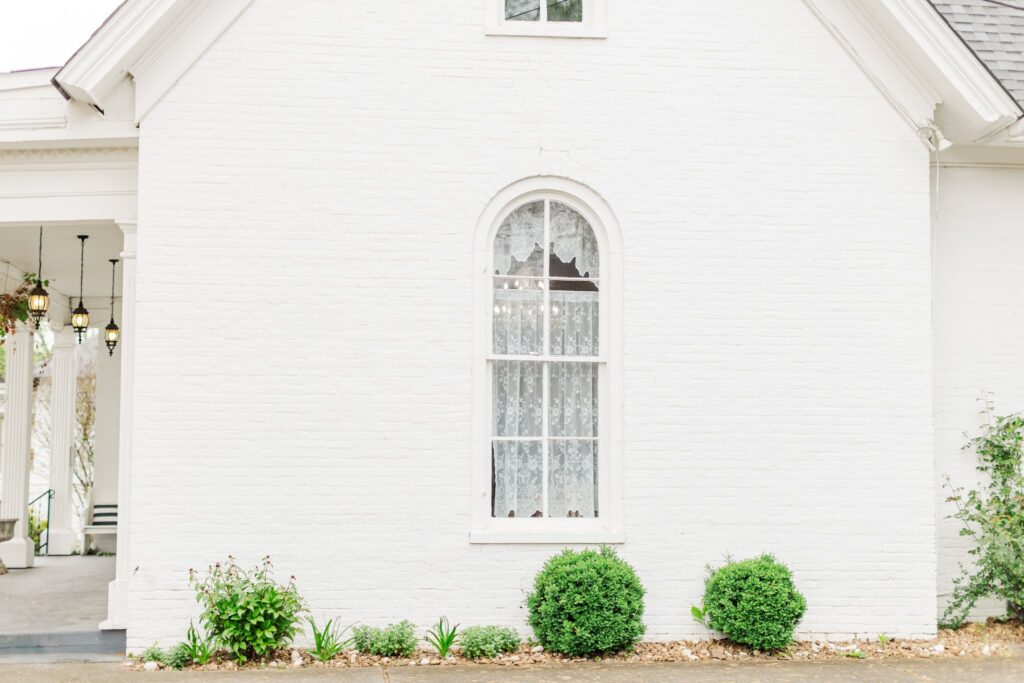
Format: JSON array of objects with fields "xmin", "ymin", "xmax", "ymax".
[
  {"xmin": 2, "ymin": 659, "xmax": 1023, "ymax": 682},
  {"xmin": 0, "ymin": 556, "xmax": 114, "ymax": 634}
]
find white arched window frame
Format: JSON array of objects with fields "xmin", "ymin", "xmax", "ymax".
[{"xmin": 471, "ymin": 177, "xmax": 623, "ymax": 544}]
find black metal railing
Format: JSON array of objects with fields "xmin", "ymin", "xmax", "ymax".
[{"xmin": 28, "ymin": 489, "xmax": 54, "ymax": 555}]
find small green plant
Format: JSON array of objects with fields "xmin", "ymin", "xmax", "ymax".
[
  {"xmin": 690, "ymin": 605, "xmax": 707, "ymax": 626},
  {"xmin": 527, "ymin": 546, "xmax": 646, "ymax": 656},
  {"xmin": 698, "ymin": 554, "xmax": 806, "ymax": 652},
  {"xmin": 167, "ymin": 643, "xmax": 193, "ymax": 670},
  {"xmin": 179, "ymin": 622, "xmax": 215, "ymax": 666},
  {"xmin": 844, "ymin": 649, "xmax": 866, "ymax": 659},
  {"xmin": 425, "ymin": 617, "xmax": 459, "ymax": 658},
  {"xmin": 942, "ymin": 401, "xmax": 1024, "ymax": 629},
  {"xmin": 352, "ymin": 621, "xmax": 417, "ymax": 657},
  {"xmin": 878, "ymin": 634, "xmax": 890, "ymax": 646},
  {"xmin": 189, "ymin": 556, "xmax": 306, "ymax": 663},
  {"xmin": 141, "ymin": 644, "xmax": 168, "ymax": 665},
  {"xmin": 458, "ymin": 626, "xmax": 520, "ymax": 659},
  {"xmin": 307, "ymin": 616, "xmax": 353, "ymax": 662}
]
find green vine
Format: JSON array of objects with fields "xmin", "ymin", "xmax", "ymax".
[{"xmin": 941, "ymin": 398, "xmax": 1024, "ymax": 628}]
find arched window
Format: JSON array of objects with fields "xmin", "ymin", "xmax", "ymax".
[{"xmin": 472, "ymin": 179, "xmax": 622, "ymax": 543}]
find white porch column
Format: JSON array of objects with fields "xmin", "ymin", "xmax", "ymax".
[
  {"xmin": 46, "ymin": 326, "xmax": 78, "ymax": 555},
  {"xmin": 0, "ymin": 324, "xmax": 35, "ymax": 568},
  {"xmin": 102, "ymin": 220, "xmax": 135, "ymax": 630}
]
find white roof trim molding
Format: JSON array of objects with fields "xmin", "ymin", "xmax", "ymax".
[
  {"xmin": 53, "ymin": 0, "xmax": 252, "ymax": 123},
  {"xmin": 804, "ymin": 0, "xmax": 1023, "ymax": 147}
]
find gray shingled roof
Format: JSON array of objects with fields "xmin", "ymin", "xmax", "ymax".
[{"xmin": 931, "ymin": 0, "xmax": 1024, "ymax": 109}]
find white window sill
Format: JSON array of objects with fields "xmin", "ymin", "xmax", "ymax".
[
  {"xmin": 469, "ymin": 530, "xmax": 625, "ymax": 544},
  {"xmin": 485, "ymin": 23, "xmax": 607, "ymax": 39}
]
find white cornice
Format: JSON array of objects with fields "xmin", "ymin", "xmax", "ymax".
[
  {"xmin": 53, "ymin": 0, "xmax": 251, "ymax": 123},
  {"xmin": 881, "ymin": 0, "xmax": 1022, "ymax": 132},
  {"xmin": 53, "ymin": 0, "xmax": 181, "ymax": 109}
]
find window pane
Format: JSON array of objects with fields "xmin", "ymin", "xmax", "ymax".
[
  {"xmin": 494, "ymin": 200, "xmax": 544, "ymax": 275},
  {"xmin": 550, "ymin": 201, "xmax": 598, "ymax": 278},
  {"xmin": 549, "ymin": 361, "xmax": 598, "ymax": 437},
  {"xmin": 492, "ymin": 360, "xmax": 543, "ymax": 437},
  {"xmin": 547, "ymin": 0, "xmax": 583, "ymax": 22},
  {"xmin": 549, "ymin": 440, "xmax": 597, "ymax": 517},
  {"xmin": 550, "ymin": 285, "xmax": 599, "ymax": 356},
  {"xmin": 492, "ymin": 440, "xmax": 544, "ymax": 517},
  {"xmin": 506, "ymin": 0, "xmax": 540, "ymax": 21},
  {"xmin": 493, "ymin": 278, "xmax": 543, "ymax": 355}
]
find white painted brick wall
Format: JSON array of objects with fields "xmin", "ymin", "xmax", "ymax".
[
  {"xmin": 127, "ymin": 0, "xmax": 935, "ymax": 649},
  {"xmin": 933, "ymin": 165, "xmax": 1024, "ymax": 622}
]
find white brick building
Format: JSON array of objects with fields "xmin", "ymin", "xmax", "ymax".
[{"xmin": 1, "ymin": 0, "xmax": 1024, "ymax": 650}]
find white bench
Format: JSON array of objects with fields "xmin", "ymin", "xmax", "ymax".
[{"xmin": 83, "ymin": 503, "xmax": 117, "ymax": 551}]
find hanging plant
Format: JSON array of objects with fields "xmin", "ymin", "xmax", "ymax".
[{"xmin": 0, "ymin": 272, "xmax": 40, "ymax": 340}]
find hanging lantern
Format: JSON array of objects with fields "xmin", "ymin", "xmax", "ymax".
[
  {"xmin": 27, "ymin": 226, "xmax": 48, "ymax": 328},
  {"xmin": 104, "ymin": 258, "xmax": 119, "ymax": 356},
  {"xmin": 71, "ymin": 235, "xmax": 90, "ymax": 342}
]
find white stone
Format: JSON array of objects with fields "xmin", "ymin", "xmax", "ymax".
[
  {"xmin": 419, "ymin": 658, "xmax": 430, "ymax": 665},
  {"xmin": 142, "ymin": 661, "xmax": 159, "ymax": 671},
  {"xmin": 931, "ymin": 643, "xmax": 944, "ymax": 653}
]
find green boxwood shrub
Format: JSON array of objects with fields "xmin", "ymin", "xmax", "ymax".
[
  {"xmin": 458, "ymin": 626, "xmax": 520, "ymax": 659},
  {"xmin": 700, "ymin": 554, "xmax": 806, "ymax": 651},
  {"xmin": 527, "ymin": 546, "xmax": 646, "ymax": 655},
  {"xmin": 352, "ymin": 621, "xmax": 417, "ymax": 657}
]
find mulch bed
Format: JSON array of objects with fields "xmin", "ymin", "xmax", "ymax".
[{"xmin": 131, "ymin": 618, "xmax": 1024, "ymax": 671}]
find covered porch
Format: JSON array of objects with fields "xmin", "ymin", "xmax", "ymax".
[{"xmin": 0, "ymin": 67, "xmax": 138, "ymax": 636}]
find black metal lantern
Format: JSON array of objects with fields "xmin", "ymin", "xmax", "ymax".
[
  {"xmin": 27, "ymin": 226, "xmax": 48, "ymax": 328},
  {"xmin": 71, "ymin": 235, "xmax": 90, "ymax": 342},
  {"xmin": 104, "ymin": 259, "xmax": 119, "ymax": 356}
]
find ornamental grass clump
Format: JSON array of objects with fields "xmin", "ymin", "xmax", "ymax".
[
  {"xmin": 458, "ymin": 625, "xmax": 520, "ymax": 659},
  {"xmin": 352, "ymin": 621, "xmax": 418, "ymax": 657},
  {"xmin": 697, "ymin": 554, "xmax": 806, "ymax": 652},
  {"xmin": 189, "ymin": 556, "xmax": 305, "ymax": 663},
  {"xmin": 527, "ymin": 546, "xmax": 645, "ymax": 656},
  {"xmin": 942, "ymin": 403, "xmax": 1024, "ymax": 628}
]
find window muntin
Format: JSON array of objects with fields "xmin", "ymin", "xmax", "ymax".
[
  {"xmin": 490, "ymin": 199, "xmax": 601, "ymax": 519},
  {"xmin": 505, "ymin": 0, "xmax": 583, "ymax": 22}
]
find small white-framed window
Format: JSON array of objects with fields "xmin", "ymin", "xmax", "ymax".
[
  {"xmin": 486, "ymin": 0, "xmax": 608, "ymax": 38},
  {"xmin": 471, "ymin": 178, "xmax": 623, "ymax": 544}
]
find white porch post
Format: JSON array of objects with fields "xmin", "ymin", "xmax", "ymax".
[
  {"xmin": 46, "ymin": 326, "xmax": 78, "ymax": 555},
  {"xmin": 0, "ymin": 324, "xmax": 35, "ymax": 568},
  {"xmin": 102, "ymin": 220, "xmax": 135, "ymax": 630}
]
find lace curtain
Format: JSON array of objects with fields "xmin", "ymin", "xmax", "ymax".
[
  {"xmin": 493, "ymin": 201, "xmax": 599, "ymax": 278},
  {"xmin": 491, "ymin": 359, "xmax": 598, "ymax": 518},
  {"xmin": 490, "ymin": 199, "xmax": 601, "ymax": 519}
]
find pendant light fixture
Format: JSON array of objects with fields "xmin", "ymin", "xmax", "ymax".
[
  {"xmin": 70, "ymin": 235, "xmax": 90, "ymax": 343},
  {"xmin": 104, "ymin": 259, "xmax": 120, "ymax": 356},
  {"xmin": 27, "ymin": 226, "xmax": 49, "ymax": 328}
]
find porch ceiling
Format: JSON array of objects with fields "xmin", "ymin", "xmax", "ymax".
[{"xmin": 0, "ymin": 222, "xmax": 122, "ymax": 300}]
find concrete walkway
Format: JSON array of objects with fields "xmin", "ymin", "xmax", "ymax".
[
  {"xmin": 0, "ymin": 555, "xmax": 114, "ymax": 634},
  {"xmin": 1, "ymin": 659, "xmax": 1023, "ymax": 682}
]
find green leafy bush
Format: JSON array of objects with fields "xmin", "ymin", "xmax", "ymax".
[
  {"xmin": 698, "ymin": 554, "xmax": 806, "ymax": 651},
  {"xmin": 527, "ymin": 546, "xmax": 645, "ymax": 656},
  {"xmin": 189, "ymin": 556, "xmax": 305, "ymax": 663},
  {"xmin": 352, "ymin": 621, "xmax": 417, "ymax": 657},
  {"xmin": 458, "ymin": 625, "xmax": 520, "ymax": 659},
  {"xmin": 942, "ymin": 405, "xmax": 1024, "ymax": 628},
  {"xmin": 167, "ymin": 643, "xmax": 193, "ymax": 670},
  {"xmin": 141, "ymin": 644, "xmax": 168, "ymax": 664}
]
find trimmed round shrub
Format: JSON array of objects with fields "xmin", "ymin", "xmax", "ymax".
[
  {"xmin": 701, "ymin": 554, "xmax": 806, "ymax": 651},
  {"xmin": 527, "ymin": 546, "xmax": 645, "ymax": 655}
]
